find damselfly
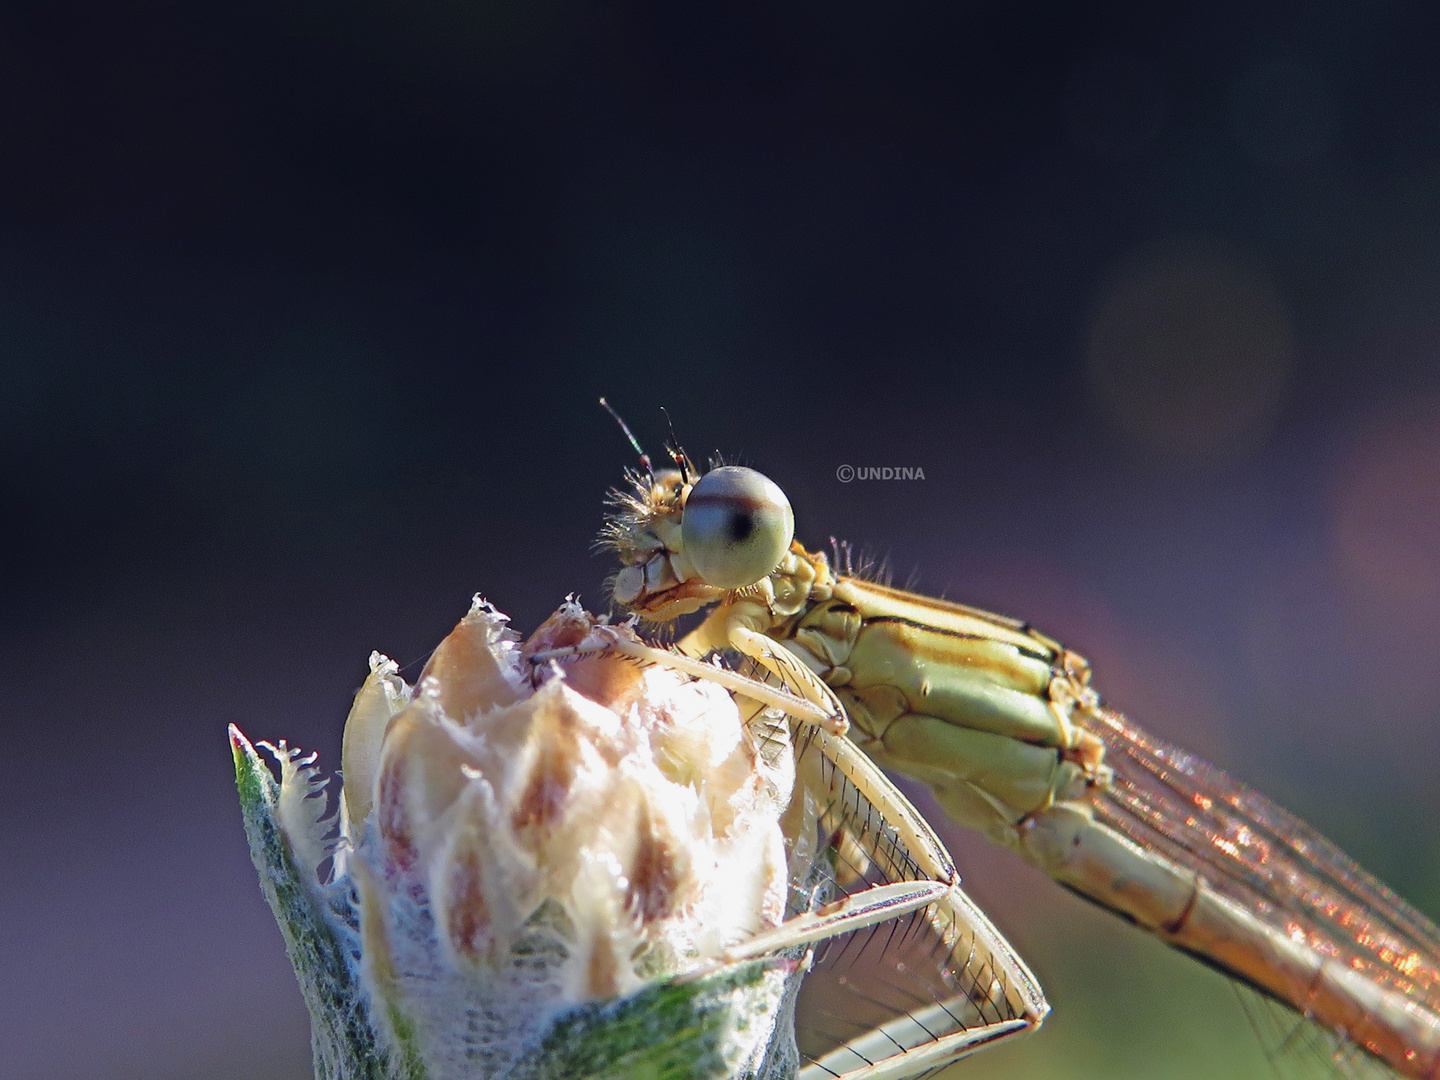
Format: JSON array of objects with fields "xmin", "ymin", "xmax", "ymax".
[{"xmin": 593, "ymin": 405, "xmax": 1440, "ymax": 1080}]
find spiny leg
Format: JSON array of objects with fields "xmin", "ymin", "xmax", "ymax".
[
  {"xmin": 678, "ymin": 602, "xmax": 851, "ymax": 736},
  {"xmin": 528, "ymin": 627, "xmax": 846, "ymax": 733}
]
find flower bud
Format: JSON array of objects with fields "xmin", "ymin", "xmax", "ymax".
[{"xmin": 234, "ymin": 596, "xmax": 801, "ymax": 1080}]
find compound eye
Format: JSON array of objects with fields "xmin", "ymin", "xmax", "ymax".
[{"xmin": 681, "ymin": 466, "xmax": 794, "ymax": 589}]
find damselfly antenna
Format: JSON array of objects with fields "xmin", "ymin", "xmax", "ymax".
[
  {"xmin": 659, "ymin": 406, "xmax": 695, "ymax": 484},
  {"xmin": 599, "ymin": 397, "xmax": 654, "ymax": 481}
]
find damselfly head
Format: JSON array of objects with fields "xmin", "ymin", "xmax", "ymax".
[{"xmin": 599, "ymin": 457, "xmax": 795, "ymax": 621}]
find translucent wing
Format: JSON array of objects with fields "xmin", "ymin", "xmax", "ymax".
[
  {"xmin": 1235, "ymin": 983, "xmax": 1405, "ymax": 1080},
  {"xmin": 1081, "ymin": 703, "xmax": 1440, "ymax": 1071},
  {"xmin": 789, "ymin": 724, "xmax": 1045, "ymax": 1080},
  {"xmin": 737, "ymin": 659, "xmax": 1047, "ymax": 1080}
]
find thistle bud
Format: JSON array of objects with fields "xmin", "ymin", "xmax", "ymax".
[{"xmin": 233, "ymin": 597, "xmax": 802, "ymax": 1080}]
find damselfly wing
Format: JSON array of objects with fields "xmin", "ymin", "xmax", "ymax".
[{"xmin": 779, "ymin": 716, "xmax": 1048, "ymax": 1080}]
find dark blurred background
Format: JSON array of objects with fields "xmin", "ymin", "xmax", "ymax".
[{"xmin": 3, "ymin": 1, "xmax": 1440, "ymax": 1077}]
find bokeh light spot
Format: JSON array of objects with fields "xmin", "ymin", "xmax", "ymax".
[
  {"xmin": 1085, "ymin": 248, "xmax": 1295, "ymax": 462},
  {"xmin": 1331, "ymin": 398, "xmax": 1440, "ymax": 629},
  {"xmin": 1244, "ymin": 397, "xmax": 1440, "ymax": 748}
]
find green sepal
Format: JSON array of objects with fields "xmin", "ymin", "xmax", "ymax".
[
  {"xmin": 232, "ymin": 725, "xmax": 413, "ymax": 1080},
  {"xmin": 510, "ymin": 958, "xmax": 795, "ymax": 1080}
]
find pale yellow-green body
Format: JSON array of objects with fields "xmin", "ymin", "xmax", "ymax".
[
  {"xmin": 676, "ymin": 547, "xmax": 1104, "ymax": 851},
  {"xmin": 669, "ymin": 544, "xmax": 1440, "ymax": 1080},
  {"xmin": 602, "ymin": 461, "xmax": 1440, "ymax": 1079}
]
